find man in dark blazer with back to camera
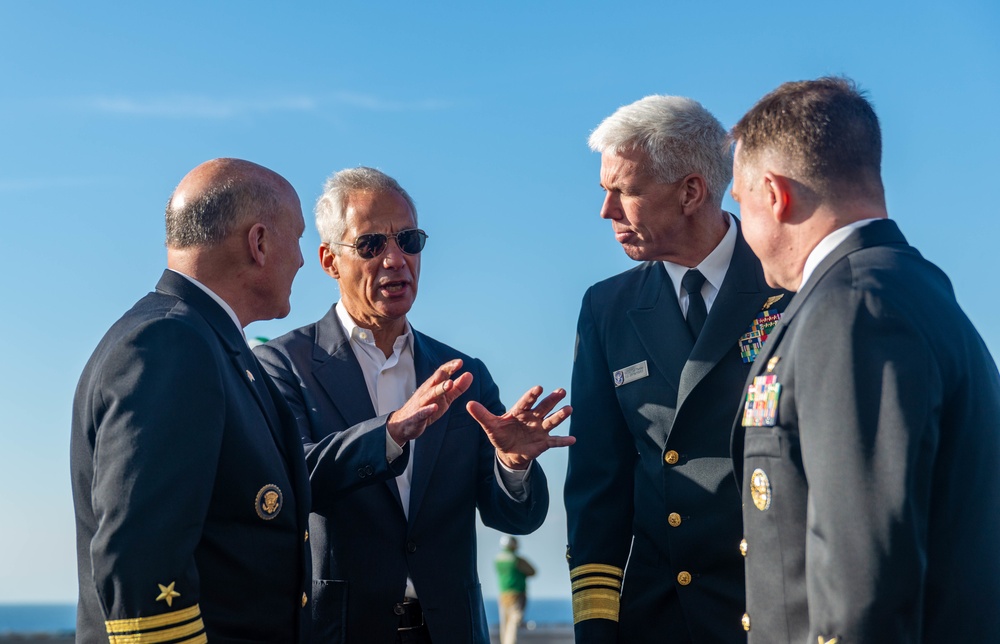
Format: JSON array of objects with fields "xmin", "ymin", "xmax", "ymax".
[
  {"xmin": 731, "ymin": 77, "xmax": 1000, "ymax": 643},
  {"xmin": 256, "ymin": 166, "xmax": 573, "ymax": 644},
  {"xmin": 564, "ymin": 95, "xmax": 787, "ymax": 643},
  {"xmin": 72, "ymin": 158, "xmax": 327, "ymax": 642}
]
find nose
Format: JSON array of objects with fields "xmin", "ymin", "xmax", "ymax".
[
  {"xmin": 600, "ymin": 191, "xmax": 622, "ymax": 220},
  {"xmin": 382, "ymin": 239, "xmax": 405, "ymax": 269}
]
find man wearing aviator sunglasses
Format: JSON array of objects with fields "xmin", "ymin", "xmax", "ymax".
[
  {"xmin": 329, "ymin": 227, "xmax": 429, "ymax": 259},
  {"xmin": 256, "ymin": 166, "xmax": 573, "ymax": 644}
]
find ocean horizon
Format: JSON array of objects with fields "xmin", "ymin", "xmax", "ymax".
[{"xmin": 0, "ymin": 598, "xmax": 572, "ymax": 634}]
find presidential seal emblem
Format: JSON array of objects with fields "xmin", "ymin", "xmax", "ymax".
[
  {"xmin": 613, "ymin": 370, "xmax": 625, "ymax": 386},
  {"xmin": 255, "ymin": 484, "xmax": 283, "ymax": 520},
  {"xmin": 750, "ymin": 468, "xmax": 771, "ymax": 511}
]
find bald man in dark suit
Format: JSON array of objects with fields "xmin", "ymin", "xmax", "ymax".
[{"xmin": 72, "ymin": 159, "xmax": 389, "ymax": 643}]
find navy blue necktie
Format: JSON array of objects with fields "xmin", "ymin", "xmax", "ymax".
[{"xmin": 682, "ymin": 269, "xmax": 707, "ymax": 340}]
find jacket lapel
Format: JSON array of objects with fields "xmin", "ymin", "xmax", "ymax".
[
  {"xmin": 263, "ymin": 372, "xmax": 312, "ymax": 523},
  {"xmin": 407, "ymin": 331, "xmax": 450, "ymax": 526},
  {"xmin": 784, "ymin": 218, "xmax": 908, "ymax": 328},
  {"xmin": 310, "ymin": 308, "xmax": 404, "ymax": 508},
  {"xmin": 677, "ymin": 226, "xmax": 767, "ymax": 412},
  {"xmin": 731, "ymin": 219, "xmax": 908, "ymax": 483},
  {"xmin": 312, "ymin": 307, "xmax": 378, "ymax": 427},
  {"xmin": 627, "ymin": 262, "xmax": 692, "ymax": 397},
  {"xmin": 155, "ymin": 270, "xmax": 291, "ymax": 465}
]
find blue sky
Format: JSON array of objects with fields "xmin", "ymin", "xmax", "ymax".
[{"xmin": 1, "ymin": 1, "xmax": 997, "ymax": 603}]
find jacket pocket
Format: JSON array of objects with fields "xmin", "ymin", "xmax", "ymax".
[{"xmin": 312, "ymin": 579, "xmax": 347, "ymax": 644}]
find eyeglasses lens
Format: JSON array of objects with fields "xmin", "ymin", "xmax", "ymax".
[
  {"xmin": 354, "ymin": 229, "xmax": 427, "ymax": 259},
  {"xmin": 397, "ymin": 229, "xmax": 428, "ymax": 254},
  {"xmin": 355, "ymin": 234, "xmax": 387, "ymax": 259}
]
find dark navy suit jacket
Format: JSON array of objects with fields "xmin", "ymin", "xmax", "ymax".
[
  {"xmin": 256, "ymin": 306, "xmax": 549, "ymax": 644},
  {"xmin": 566, "ymin": 222, "xmax": 786, "ymax": 643},
  {"xmin": 71, "ymin": 270, "xmax": 313, "ymax": 643},
  {"xmin": 736, "ymin": 219, "xmax": 1000, "ymax": 643}
]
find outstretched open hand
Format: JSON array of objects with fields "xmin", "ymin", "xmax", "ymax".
[
  {"xmin": 467, "ymin": 386, "xmax": 574, "ymax": 470},
  {"xmin": 387, "ymin": 359, "xmax": 473, "ymax": 445}
]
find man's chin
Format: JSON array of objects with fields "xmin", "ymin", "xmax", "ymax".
[
  {"xmin": 377, "ymin": 299, "xmax": 415, "ymax": 320},
  {"xmin": 621, "ymin": 244, "xmax": 651, "ymax": 262},
  {"xmin": 762, "ymin": 268, "xmax": 795, "ymax": 293}
]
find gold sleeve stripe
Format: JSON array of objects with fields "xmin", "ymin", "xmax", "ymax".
[
  {"xmin": 572, "ymin": 576, "xmax": 622, "ymax": 592},
  {"xmin": 179, "ymin": 635, "xmax": 207, "ymax": 644},
  {"xmin": 107, "ymin": 618, "xmax": 204, "ymax": 644},
  {"xmin": 572, "ymin": 587, "xmax": 621, "ymax": 623},
  {"xmin": 569, "ymin": 563, "xmax": 624, "ymax": 580},
  {"xmin": 106, "ymin": 604, "xmax": 201, "ymax": 633}
]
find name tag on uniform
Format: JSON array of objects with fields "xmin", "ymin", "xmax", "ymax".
[
  {"xmin": 613, "ymin": 361, "xmax": 648, "ymax": 387},
  {"xmin": 741, "ymin": 374, "xmax": 781, "ymax": 426}
]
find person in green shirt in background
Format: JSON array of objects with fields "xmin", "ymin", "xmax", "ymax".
[{"xmin": 495, "ymin": 535, "xmax": 537, "ymax": 644}]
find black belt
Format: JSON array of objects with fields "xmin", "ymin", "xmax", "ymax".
[{"xmin": 394, "ymin": 598, "xmax": 424, "ymax": 631}]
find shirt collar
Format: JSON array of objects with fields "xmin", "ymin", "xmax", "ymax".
[
  {"xmin": 168, "ymin": 269, "xmax": 245, "ymax": 341},
  {"xmin": 799, "ymin": 218, "xmax": 881, "ymax": 289},
  {"xmin": 335, "ymin": 301, "xmax": 413, "ymax": 354},
  {"xmin": 662, "ymin": 211, "xmax": 738, "ymax": 301}
]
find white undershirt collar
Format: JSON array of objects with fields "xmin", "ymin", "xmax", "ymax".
[
  {"xmin": 799, "ymin": 219, "xmax": 881, "ymax": 289},
  {"xmin": 661, "ymin": 212, "xmax": 738, "ymax": 316}
]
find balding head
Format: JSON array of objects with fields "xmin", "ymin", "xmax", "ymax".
[
  {"xmin": 165, "ymin": 158, "xmax": 305, "ymax": 326},
  {"xmin": 166, "ymin": 158, "xmax": 295, "ymax": 248}
]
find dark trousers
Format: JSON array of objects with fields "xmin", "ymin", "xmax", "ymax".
[{"xmin": 395, "ymin": 599, "xmax": 431, "ymax": 644}]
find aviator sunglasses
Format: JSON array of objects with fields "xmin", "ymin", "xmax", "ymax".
[{"xmin": 330, "ymin": 228, "xmax": 429, "ymax": 259}]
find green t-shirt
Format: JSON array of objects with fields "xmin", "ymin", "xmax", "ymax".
[{"xmin": 495, "ymin": 551, "xmax": 529, "ymax": 594}]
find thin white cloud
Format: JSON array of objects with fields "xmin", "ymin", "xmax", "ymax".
[
  {"xmin": 72, "ymin": 92, "xmax": 452, "ymax": 119},
  {"xmin": 83, "ymin": 95, "xmax": 318, "ymax": 119}
]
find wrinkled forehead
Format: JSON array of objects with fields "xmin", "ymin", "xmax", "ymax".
[
  {"xmin": 600, "ymin": 147, "xmax": 655, "ymax": 183},
  {"xmin": 344, "ymin": 189, "xmax": 416, "ymax": 234}
]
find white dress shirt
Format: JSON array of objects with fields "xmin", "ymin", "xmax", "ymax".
[
  {"xmin": 168, "ymin": 269, "xmax": 246, "ymax": 341},
  {"xmin": 333, "ymin": 302, "xmax": 530, "ymax": 598},
  {"xmin": 799, "ymin": 218, "xmax": 880, "ymax": 290},
  {"xmin": 662, "ymin": 212, "xmax": 738, "ymax": 317}
]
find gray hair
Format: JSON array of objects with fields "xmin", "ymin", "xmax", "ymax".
[
  {"xmin": 588, "ymin": 95, "xmax": 732, "ymax": 207},
  {"xmin": 314, "ymin": 167, "xmax": 417, "ymax": 245},
  {"xmin": 165, "ymin": 171, "xmax": 281, "ymax": 248}
]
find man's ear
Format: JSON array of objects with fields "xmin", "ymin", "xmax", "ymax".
[
  {"xmin": 319, "ymin": 244, "xmax": 340, "ymax": 279},
  {"xmin": 679, "ymin": 173, "xmax": 708, "ymax": 214},
  {"xmin": 763, "ymin": 172, "xmax": 793, "ymax": 223},
  {"xmin": 248, "ymin": 223, "xmax": 267, "ymax": 266}
]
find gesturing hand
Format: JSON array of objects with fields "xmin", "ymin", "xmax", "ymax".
[
  {"xmin": 387, "ymin": 359, "xmax": 473, "ymax": 446},
  {"xmin": 467, "ymin": 386, "xmax": 574, "ymax": 470}
]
